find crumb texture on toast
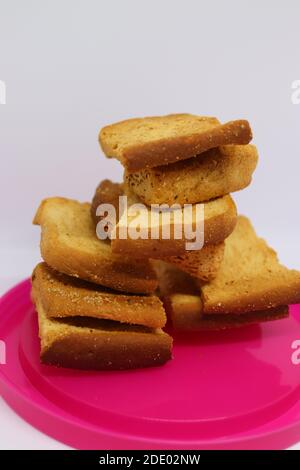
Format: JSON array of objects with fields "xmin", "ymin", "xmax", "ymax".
[
  {"xmin": 126, "ymin": 144, "xmax": 258, "ymax": 205},
  {"xmin": 202, "ymin": 216, "xmax": 300, "ymax": 313},
  {"xmin": 156, "ymin": 261, "xmax": 289, "ymax": 330},
  {"xmin": 91, "ymin": 180, "xmax": 227, "ymax": 279},
  {"xmin": 166, "ymin": 242, "xmax": 225, "ymax": 281},
  {"xmin": 33, "ymin": 197, "xmax": 157, "ymax": 294},
  {"xmin": 157, "ymin": 215, "xmax": 300, "ymax": 320},
  {"xmin": 32, "ymin": 262, "xmax": 167, "ymax": 328},
  {"xmin": 99, "ymin": 114, "xmax": 252, "ymax": 171},
  {"xmin": 35, "ymin": 299, "xmax": 172, "ymax": 370},
  {"xmin": 91, "ymin": 179, "xmax": 237, "ymax": 259}
]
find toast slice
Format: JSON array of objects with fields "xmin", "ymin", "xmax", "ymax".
[
  {"xmin": 91, "ymin": 179, "xmax": 237, "ymax": 259},
  {"xmin": 32, "ymin": 263, "xmax": 166, "ymax": 329},
  {"xmin": 91, "ymin": 180, "xmax": 226, "ymax": 280},
  {"xmin": 166, "ymin": 242, "xmax": 225, "ymax": 281},
  {"xmin": 34, "ymin": 299, "xmax": 172, "ymax": 370},
  {"xmin": 33, "ymin": 197, "xmax": 158, "ymax": 294},
  {"xmin": 125, "ymin": 144, "xmax": 258, "ymax": 205},
  {"xmin": 157, "ymin": 215, "xmax": 300, "ymax": 318},
  {"xmin": 156, "ymin": 262, "xmax": 288, "ymax": 330},
  {"xmin": 99, "ymin": 114, "xmax": 252, "ymax": 172},
  {"xmin": 201, "ymin": 216, "xmax": 300, "ymax": 314}
]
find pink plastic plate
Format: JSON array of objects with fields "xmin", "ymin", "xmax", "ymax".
[{"xmin": 1, "ymin": 279, "xmax": 300, "ymax": 449}]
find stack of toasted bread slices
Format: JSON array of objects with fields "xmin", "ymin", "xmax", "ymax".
[
  {"xmin": 32, "ymin": 263, "xmax": 171, "ymax": 370},
  {"xmin": 33, "ymin": 197, "xmax": 172, "ymax": 369},
  {"xmin": 97, "ymin": 114, "xmax": 257, "ymax": 277},
  {"xmin": 32, "ymin": 113, "xmax": 300, "ymax": 370},
  {"xmin": 156, "ymin": 217, "xmax": 300, "ymax": 330}
]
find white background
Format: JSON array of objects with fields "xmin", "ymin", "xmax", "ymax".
[{"xmin": 0, "ymin": 0, "xmax": 300, "ymax": 449}]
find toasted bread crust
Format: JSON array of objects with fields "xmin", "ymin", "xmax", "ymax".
[
  {"xmin": 92, "ymin": 180, "xmax": 227, "ymax": 279},
  {"xmin": 125, "ymin": 145, "xmax": 258, "ymax": 205},
  {"xmin": 165, "ymin": 298, "xmax": 288, "ymax": 331},
  {"xmin": 34, "ymin": 300, "xmax": 172, "ymax": 370},
  {"xmin": 157, "ymin": 216, "xmax": 300, "ymax": 317},
  {"xmin": 99, "ymin": 114, "xmax": 252, "ymax": 172},
  {"xmin": 156, "ymin": 262, "xmax": 289, "ymax": 330},
  {"xmin": 166, "ymin": 243, "xmax": 225, "ymax": 281},
  {"xmin": 32, "ymin": 263, "xmax": 167, "ymax": 328},
  {"xmin": 91, "ymin": 180, "xmax": 237, "ymax": 258},
  {"xmin": 111, "ymin": 211, "xmax": 234, "ymax": 257},
  {"xmin": 33, "ymin": 197, "xmax": 158, "ymax": 294},
  {"xmin": 201, "ymin": 216, "xmax": 300, "ymax": 314},
  {"xmin": 91, "ymin": 179, "xmax": 124, "ymax": 224}
]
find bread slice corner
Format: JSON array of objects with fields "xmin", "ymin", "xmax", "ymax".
[
  {"xmin": 35, "ymin": 299, "xmax": 172, "ymax": 370},
  {"xmin": 32, "ymin": 262, "xmax": 167, "ymax": 329},
  {"xmin": 33, "ymin": 196, "xmax": 158, "ymax": 294},
  {"xmin": 125, "ymin": 144, "xmax": 258, "ymax": 205},
  {"xmin": 201, "ymin": 216, "xmax": 300, "ymax": 314},
  {"xmin": 156, "ymin": 261, "xmax": 289, "ymax": 331},
  {"xmin": 99, "ymin": 113, "xmax": 252, "ymax": 171}
]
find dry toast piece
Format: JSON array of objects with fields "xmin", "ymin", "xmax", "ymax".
[
  {"xmin": 126, "ymin": 145, "xmax": 258, "ymax": 205},
  {"xmin": 32, "ymin": 263, "xmax": 166, "ymax": 329},
  {"xmin": 200, "ymin": 216, "xmax": 300, "ymax": 314},
  {"xmin": 33, "ymin": 197, "xmax": 157, "ymax": 294},
  {"xmin": 99, "ymin": 114, "xmax": 252, "ymax": 172},
  {"xmin": 92, "ymin": 180, "xmax": 226, "ymax": 280},
  {"xmin": 156, "ymin": 262, "xmax": 288, "ymax": 330},
  {"xmin": 166, "ymin": 243, "xmax": 225, "ymax": 281},
  {"xmin": 34, "ymin": 298, "xmax": 172, "ymax": 370},
  {"xmin": 112, "ymin": 190, "xmax": 235, "ymax": 257},
  {"xmin": 91, "ymin": 179, "xmax": 237, "ymax": 259},
  {"xmin": 157, "ymin": 216, "xmax": 300, "ymax": 316},
  {"xmin": 91, "ymin": 179, "xmax": 125, "ymax": 223}
]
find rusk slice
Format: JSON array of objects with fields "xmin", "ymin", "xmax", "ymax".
[
  {"xmin": 33, "ymin": 197, "xmax": 157, "ymax": 294},
  {"xmin": 99, "ymin": 114, "xmax": 252, "ymax": 172},
  {"xmin": 157, "ymin": 262, "xmax": 289, "ymax": 331},
  {"xmin": 200, "ymin": 216, "xmax": 300, "ymax": 313},
  {"xmin": 126, "ymin": 145, "xmax": 258, "ymax": 205},
  {"xmin": 32, "ymin": 263, "xmax": 166, "ymax": 329},
  {"xmin": 166, "ymin": 242, "xmax": 225, "ymax": 281},
  {"xmin": 91, "ymin": 179, "xmax": 237, "ymax": 259},
  {"xmin": 91, "ymin": 180, "xmax": 227, "ymax": 279},
  {"xmin": 157, "ymin": 216, "xmax": 300, "ymax": 320},
  {"xmin": 34, "ymin": 299, "xmax": 172, "ymax": 370},
  {"xmin": 112, "ymin": 191, "xmax": 235, "ymax": 257}
]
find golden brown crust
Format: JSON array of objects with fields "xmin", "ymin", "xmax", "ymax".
[
  {"xmin": 99, "ymin": 114, "xmax": 252, "ymax": 172},
  {"xmin": 32, "ymin": 263, "xmax": 167, "ymax": 328},
  {"xmin": 156, "ymin": 262, "xmax": 289, "ymax": 330},
  {"xmin": 91, "ymin": 179, "xmax": 124, "ymax": 226},
  {"xmin": 110, "ymin": 194, "xmax": 237, "ymax": 256},
  {"xmin": 164, "ymin": 243, "xmax": 225, "ymax": 281},
  {"xmin": 166, "ymin": 299, "xmax": 288, "ymax": 331},
  {"xmin": 33, "ymin": 197, "xmax": 158, "ymax": 294},
  {"xmin": 125, "ymin": 145, "xmax": 258, "ymax": 205},
  {"xmin": 91, "ymin": 180, "xmax": 237, "ymax": 258},
  {"xmin": 155, "ymin": 261, "xmax": 200, "ymax": 298},
  {"xmin": 92, "ymin": 180, "xmax": 227, "ymax": 279},
  {"xmin": 200, "ymin": 195, "xmax": 237, "ymax": 246},
  {"xmin": 35, "ymin": 299, "xmax": 172, "ymax": 370},
  {"xmin": 200, "ymin": 216, "xmax": 300, "ymax": 314},
  {"xmin": 157, "ymin": 216, "xmax": 300, "ymax": 318}
]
